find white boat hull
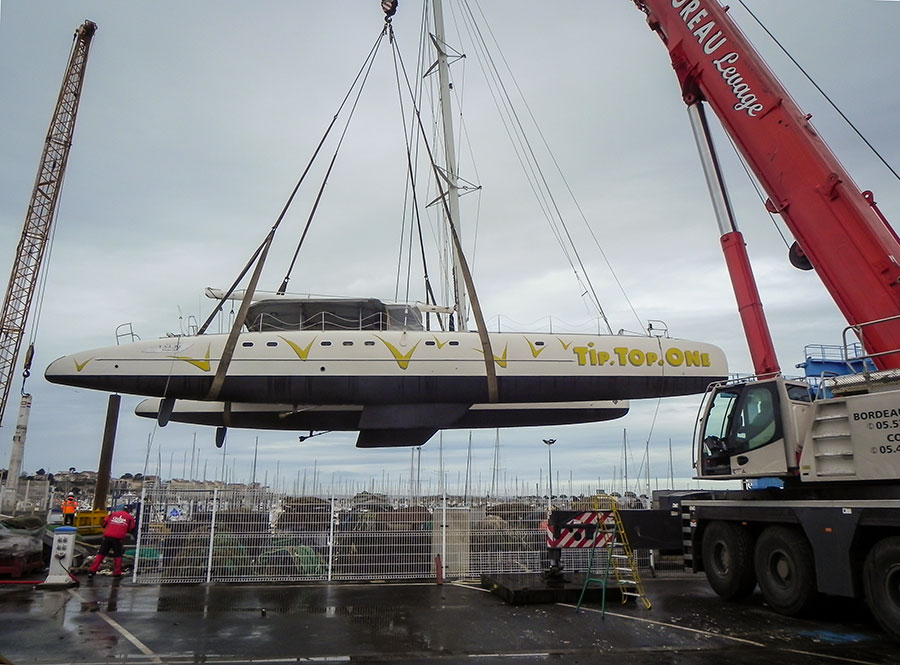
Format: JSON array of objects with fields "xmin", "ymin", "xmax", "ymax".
[{"xmin": 46, "ymin": 329, "xmax": 727, "ymax": 405}]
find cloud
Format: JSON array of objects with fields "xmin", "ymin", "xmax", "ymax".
[{"xmin": 1, "ymin": 0, "xmax": 898, "ymax": 494}]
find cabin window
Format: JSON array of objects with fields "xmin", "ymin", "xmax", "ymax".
[
  {"xmin": 425, "ymin": 341, "xmax": 436, "ymax": 346},
  {"xmin": 241, "ymin": 341, "xmax": 254, "ymax": 347},
  {"xmin": 701, "ymin": 382, "xmax": 783, "ymax": 477},
  {"xmin": 787, "ymin": 384, "xmax": 812, "ymax": 402},
  {"xmin": 364, "ymin": 341, "xmax": 375, "ymax": 346},
  {"xmin": 535, "ymin": 341, "xmax": 545, "ymax": 346},
  {"xmin": 735, "ymin": 385, "xmax": 780, "ymax": 451},
  {"xmin": 449, "ymin": 340, "xmax": 459, "ymax": 346},
  {"xmin": 320, "ymin": 341, "xmax": 332, "ymax": 347},
  {"xmin": 266, "ymin": 341, "xmax": 277, "ymax": 347},
  {"xmin": 342, "ymin": 341, "xmax": 353, "ymax": 346}
]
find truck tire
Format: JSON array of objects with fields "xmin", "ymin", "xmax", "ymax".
[
  {"xmin": 863, "ymin": 536, "xmax": 900, "ymax": 641},
  {"xmin": 754, "ymin": 526, "xmax": 816, "ymax": 616},
  {"xmin": 701, "ymin": 520, "xmax": 756, "ymax": 600}
]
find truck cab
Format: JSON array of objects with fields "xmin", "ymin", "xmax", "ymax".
[{"xmin": 696, "ymin": 376, "xmax": 813, "ymax": 480}]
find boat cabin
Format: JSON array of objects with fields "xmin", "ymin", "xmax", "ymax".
[{"xmin": 244, "ymin": 298, "xmax": 424, "ymax": 332}]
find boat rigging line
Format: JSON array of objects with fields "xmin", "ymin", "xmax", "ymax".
[
  {"xmin": 196, "ymin": 3, "xmax": 500, "ymax": 404},
  {"xmin": 451, "ymin": 0, "xmax": 625, "ymax": 334},
  {"xmin": 386, "ymin": 13, "xmax": 499, "ymax": 401},
  {"xmin": 201, "ymin": 23, "xmax": 390, "ymax": 404},
  {"xmin": 737, "ymin": 0, "xmax": 900, "ymax": 183},
  {"xmin": 196, "ymin": 26, "xmax": 389, "ymax": 337},
  {"xmin": 702, "ymin": 0, "xmax": 900, "ymax": 267},
  {"xmin": 276, "ymin": 30, "xmax": 389, "ymax": 297},
  {"xmin": 388, "ymin": 10, "xmax": 447, "ymax": 331}
]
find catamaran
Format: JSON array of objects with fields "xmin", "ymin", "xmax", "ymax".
[
  {"xmin": 44, "ymin": 1, "xmax": 727, "ymax": 448},
  {"xmin": 46, "ymin": 294, "xmax": 725, "ymax": 446}
]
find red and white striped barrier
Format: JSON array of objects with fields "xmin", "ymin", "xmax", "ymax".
[{"xmin": 546, "ymin": 510, "xmax": 615, "ymax": 549}]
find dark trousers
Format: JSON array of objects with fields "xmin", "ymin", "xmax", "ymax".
[{"xmin": 89, "ymin": 536, "xmax": 126, "ymax": 576}]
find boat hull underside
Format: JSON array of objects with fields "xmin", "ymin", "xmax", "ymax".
[
  {"xmin": 135, "ymin": 399, "xmax": 630, "ymax": 431},
  {"xmin": 60, "ymin": 373, "xmax": 719, "ymax": 404}
]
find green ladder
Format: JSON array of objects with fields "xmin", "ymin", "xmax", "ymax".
[{"xmin": 575, "ymin": 532, "xmax": 614, "ymax": 617}]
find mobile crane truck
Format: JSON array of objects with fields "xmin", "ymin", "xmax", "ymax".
[{"xmin": 629, "ymin": 0, "xmax": 900, "ymax": 640}]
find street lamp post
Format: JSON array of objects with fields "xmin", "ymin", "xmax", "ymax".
[{"xmin": 543, "ymin": 438, "xmax": 556, "ymax": 513}]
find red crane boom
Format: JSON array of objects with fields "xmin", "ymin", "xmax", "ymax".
[{"xmin": 633, "ymin": 0, "xmax": 900, "ymax": 369}]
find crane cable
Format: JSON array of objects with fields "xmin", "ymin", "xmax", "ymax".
[
  {"xmin": 388, "ymin": 12, "xmax": 445, "ymax": 329},
  {"xmin": 389, "ymin": 18, "xmax": 499, "ymax": 401},
  {"xmin": 201, "ymin": 22, "xmax": 391, "ymax": 403},
  {"xmin": 277, "ymin": 30, "xmax": 388, "ymax": 295},
  {"xmin": 197, "ymin": 26, "xmax": 389, "ymax": 336},
  {"xmin": 455, "ymin": 0, "xmax": 628, "ymax": 334},
  {"xmin": 738, "ymin": 0, "xmax": 900, "ymax": 183},
  {"xmin": 718, "ymin": 2, "xmax": 900, "ymax": 254}
]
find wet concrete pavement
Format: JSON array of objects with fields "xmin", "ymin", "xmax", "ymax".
[{"xmin": 1, "ymin": 575, "xmax": 897, "ymax": 664}]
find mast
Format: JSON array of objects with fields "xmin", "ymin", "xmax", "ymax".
[
  {"xmin": 645, "ymin": 439, "xmax": 650, "ymax": 498},
  {"xmin": 430, "ymin": 0, "xmax": 468, "ymax": 330},
  {"xmin": 668, "ymin": 438, "xmax": 674, "ymax": 489}
]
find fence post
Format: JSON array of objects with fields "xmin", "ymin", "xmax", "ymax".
[
  {"xmin": 327, "ymin": 493, "xmax": 336, "ymax": 581},
  {"xmin": 132, "ymin": 483, "xmax": 147, "ymax": 583},
  {"xmin": 206, "ymin": 488, "xmax": 218, "ymax": 583},
  {"xmin": 441, "ymin": 489, "xmax": 447, "ymax": 580}
]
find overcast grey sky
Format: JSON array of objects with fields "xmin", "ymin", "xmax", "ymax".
[{"xmin": 1, "ymin": 1, "xmax": 899, "ymax": 496}]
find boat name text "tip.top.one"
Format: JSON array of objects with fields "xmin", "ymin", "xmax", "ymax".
[
  {"xmin": 572, "ymin": 345, "xmax": 711, "ymax": 368},
  {"xmin": 670, "ymin": 0, "xmax": 765, "ymax": 117}
]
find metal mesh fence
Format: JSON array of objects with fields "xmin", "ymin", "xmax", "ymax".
[{"xmin": 131, "ymin": 487, "xmax": 676, "ymax": 584}]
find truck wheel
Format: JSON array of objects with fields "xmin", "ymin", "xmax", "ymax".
[
  {"xmin": 863, "ymin": 536, "xmax": 900, "ymax": 641},
  {"xmin": 701, "ymin": 521, "xmax": 756, "ymax": 599},
  {"xmin": 754, "ymin": 526, "xmax": 816, "ymax": 616}
]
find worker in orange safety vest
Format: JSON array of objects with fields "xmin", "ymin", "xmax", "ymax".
[{"xmin": 61, "ymin": 494, "xmax": 78, "ymax": 526}]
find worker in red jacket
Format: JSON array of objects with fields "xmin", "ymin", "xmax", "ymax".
[{"xmin": 88, "ymin": 506, "xmax": 136, "ymax": 578}]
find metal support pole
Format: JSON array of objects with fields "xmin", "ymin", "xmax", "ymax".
[
  {"xmin": 327, "ymin": 494, "xmax": 336, "ymax": 582},
  {"xmin": 441, "ymin": 483, "xmax": 447, "ymax": 580},
  {"xmin": 132, "ymin": 483, "xmax": 147, "ymax": 583},
  {"xmin": 206, "ymin": 488, "xmax": 218, "ymax": 583},
  {"xmin": 93, "ymin": 394, "xmax": 120, "ymax": 512},
  {"xmin": 543, "ymin": 439, "xmax": 556, "ymax": 513},
  {"xmin": 1, "ymin": 394, "xmax": 31, "ymax": 514}
]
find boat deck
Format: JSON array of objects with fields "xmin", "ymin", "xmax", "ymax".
[{"xmin": 1, "ymin": 574, "xmax": 895, "ymax": 664}]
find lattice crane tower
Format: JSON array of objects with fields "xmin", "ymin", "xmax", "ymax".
[{"xmin": 0, "ymin": 20, "xmax": 97, "ymax": 429}]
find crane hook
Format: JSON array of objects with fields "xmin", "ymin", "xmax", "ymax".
[
  {"xmin": 22, "ymin": 343, "xmax": 35, "ymax": 380},
  {"xmin": 381, "ymin": 0, "xmax": 398, "ymax": 22}
]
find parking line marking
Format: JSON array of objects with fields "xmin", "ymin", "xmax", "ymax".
[
  {"xmin": 557, "ymin": 603, "xmax": 767, "ymax": 647},
  {"xmin": 68, "ymin": 589, "xmax": 162, "ymax": 663},
  {"xmin": 780, "ymin": 649, "xmax": 880, "ymax": 665}
]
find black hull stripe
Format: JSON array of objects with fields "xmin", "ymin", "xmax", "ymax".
[
  {"xmin": 138, "ymin": 406, "xmax": 631, "ymax": 431},
  {"xmin": 66, "ymin": 374, "xmax": 722, "ymax": 404}
]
